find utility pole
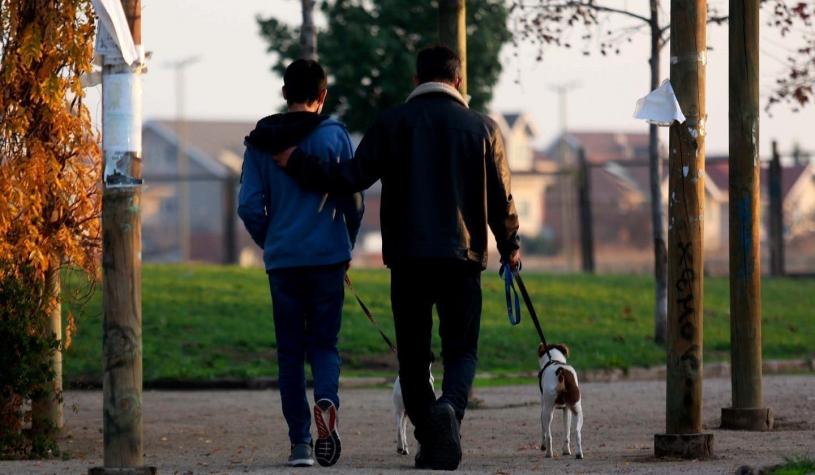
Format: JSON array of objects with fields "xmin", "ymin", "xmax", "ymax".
[
  {"xmin": 91, "ymin": 0, "xmax": 154, "ymax": 473},
  {"xmin": 438, "ymin": 0, "xmax": 467, "ymax": 97},
  {"xmin": 654, "ymin": 0, "xmax": 713, "ymax": 459},
  {"xmin": 649, "ymin": 0, "xmax": 668, "ymax": 345},
  {"xmin": 300, "ymin": 0, "xmax": 317, "ymax": 60},
  {"xmin": 768, "ymin": 141, "xmax": 785, "ymax": 276},
  {"xmin": 577, "ymin": 148, "xmax": 595, "ymax": 273},
  {"xmin": 166, "ymin": 56, "xmax": 199, "ymax": 262},
  {"xmin": 721, "ymin": 0, "xmax": 773, "ymax": 432}
]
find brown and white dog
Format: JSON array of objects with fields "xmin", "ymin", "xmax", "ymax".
[{"xmin": 538, "ymin": 343, "xmax": 583, "ymax": 459}]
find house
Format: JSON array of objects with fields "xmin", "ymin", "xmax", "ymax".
[
  {"xmin": 141, "ymin": 119, "xmax": 259, "ymax": 266},
  {"xmin": 490, "ymin": 112, "xmax": 554, "ymax": 238},
  {"xmin": 704, "ymin": 157, "xmax": 815, "ymax": 243}
]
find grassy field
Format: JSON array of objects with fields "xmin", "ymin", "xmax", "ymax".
[{"xmin": 61, "ymin": 264, "xmax": 814, "ymax": 383}]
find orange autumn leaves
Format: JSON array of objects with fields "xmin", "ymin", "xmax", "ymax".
[{"xmin": 0, "ymin": 0, "xmax": 101, "ymax": 286}]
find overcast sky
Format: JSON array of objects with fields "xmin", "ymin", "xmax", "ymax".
[{"xmin": 86, "ymin": 0, "xmax": 815, "ymax": 158}]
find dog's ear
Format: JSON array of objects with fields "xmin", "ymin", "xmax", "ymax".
[
  {"xmin": 554, "ymin": 344, "xmax": 570, "ymax": 358},
  {"xmin": 538, "ymin": 342, "xmax": 547, "ymax": 357}
]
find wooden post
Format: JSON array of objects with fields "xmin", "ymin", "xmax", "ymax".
[
  {"xmin": 654, "ymin": 0, "xmax": 713, "ymax": 459},
  {"xmin": 577, "ymin": 148, "xmax": 595, "ymax": 273},
  {"xmin": 91, "ymin": 0, "xmax": 155, "ymax": 473},
  {"xmin": 438, "ymin": 0, "xmax": 467, "ymax": 96},
  {"xmin": 299, "ymin": 0, "xmax": 317, "ymax": 60},
  {"xmin": 721, "ymin": 0, "xmax": 773, "ymax": 432},
  {"xmin": 32, "ymin": 266, "xmax": 63, "ymax": 435},
  {"xmin": 768, "ymin": 141, "xmax": 785, "ymax": 277},
  {"xmin": 223, "ymin": 175, "xmax": 238, "ymax": 264},
  {"xmin": 649, "ymin": 0, "xmax": 668, "ymax": 345}
]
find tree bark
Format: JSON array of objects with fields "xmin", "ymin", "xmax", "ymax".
[
  {"xmin": 649, "ymin": 0, "xmax": 668, "ymax": 345},
  {"xmin": 300, "ymin": 0, "xmax": 317, "ymax": 60},
  {"xmin": 438, "ymin": 0, "xmax": 467, "ymax": 96}
]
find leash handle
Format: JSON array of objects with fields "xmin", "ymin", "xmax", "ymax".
[
  {"xmin": 509, "ymin": 268, "xmax": 548, "ymax": 349},
  {"xmin": 344, "ymin": 274, "xmax": 397, "ymax": 353},
  {"xmin": 500, "ymin": 263, "xmax": 521, "ymax": 325}
]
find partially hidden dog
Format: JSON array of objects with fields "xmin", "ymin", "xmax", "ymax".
[
  {"xmin": 538, "ymin": 343, "xmax": 583, "ymax": 459},
  {"xmin": 393, "ymin": 361, "xmax": 435, "ymax": 455}
]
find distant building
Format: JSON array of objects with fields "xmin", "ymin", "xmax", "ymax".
[{"xmin": 141, "ymin": 120, "xmax": 259, "ymax": 266}]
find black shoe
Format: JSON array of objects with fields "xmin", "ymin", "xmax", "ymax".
[
  {"xmin": 427, "ymin": 402, "xmax": 462, "ymax": 470},
  {"xmin": 415, "ymin": 444, "xmax": 433, "ymax": 469},
  {"xmin": 313, "ymin": 399, "xmax": 341, "ymax": 467}
]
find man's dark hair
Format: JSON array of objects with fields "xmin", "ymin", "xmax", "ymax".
[
  {"xmin": 283, "ymin": 59, "xmax": 328, "ymax": 104},
  {"xmin": 416, "ymin": 45, "xmax": 462, "ymax": 84}
]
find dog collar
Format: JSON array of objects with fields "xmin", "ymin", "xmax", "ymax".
[{"xmin": 538, "ymin": 360, "xmax": 565, "ymax": 393}]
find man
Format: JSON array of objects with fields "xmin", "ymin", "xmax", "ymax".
[
  {"xmin": 274, "ymin": 46, "xmax": 520, "ymax": 470},
  {"xmin": 238, "ymin": 59, "xmax": 363, "ymax": 468}
]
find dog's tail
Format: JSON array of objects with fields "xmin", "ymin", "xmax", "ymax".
[{"xmin": 556, "ymin": 368, "xmax": 580, "ymax": 415}]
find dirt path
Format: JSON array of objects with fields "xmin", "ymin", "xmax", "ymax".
[{"xmin": 2, "ymin": 374, "xmax": 813, "ymax": 474}]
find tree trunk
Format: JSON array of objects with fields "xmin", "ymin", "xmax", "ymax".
[
  {"xmin": 300, "ymin": 0, "xmax": 317, "ymax": 60},
  {"xmin": 649, "ymin": 0, "xmax": 668, "ymax": 345},
  {"xmin": 438, "ymin": 0, "xmax": 467, "ymax": 96},
  {"xmin": 31, "ymin": 265, "xmax": 63, "ymax": 436}
]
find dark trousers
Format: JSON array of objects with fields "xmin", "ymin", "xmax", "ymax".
[
  {"xmin": 390, "ymin": 259, "xmax": 482, "ymax": 444},
  {"xmin": 267, "ymin": 263, "xmax": 345, "ymax": 445}
]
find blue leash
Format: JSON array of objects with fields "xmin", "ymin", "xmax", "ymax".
[
  {"xmin": 500, "ymin": 262, "xmax": 521, "ymax": 326},
  {"xmin": 501, "ymin": 262, "xmax": 550, "ymax": 348}
]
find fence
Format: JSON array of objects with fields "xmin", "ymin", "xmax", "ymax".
[
  {"xmin": 521, "ymin": 143, "xmax": 814, "ymax": 276},
  {"xmin": 138, "ymin": 144, "xmax": 814, "ymax": 276}
]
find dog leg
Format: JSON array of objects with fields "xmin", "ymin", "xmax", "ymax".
[
  {"xmin": 541, "ymin": 400, "xmax": 555, "ymax": 458},
  {"xmin": 574, "ymin": 402, "xmax": 584, "ymax": 459},
  {"xmin": 562, "ymin": 407, "xmax": 572, "ymax": 456},
  {"xmin": 396, "ymin": 409, "xmax": 408, "ymax": 455}
]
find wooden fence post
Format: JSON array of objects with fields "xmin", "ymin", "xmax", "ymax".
[
  {"xmin": 577, "ymin": 148, "xmax": 595, "ymax": 273},
  {"xmin": 768, "ymin": 141, "xmax": 785, "ymax": 277}
]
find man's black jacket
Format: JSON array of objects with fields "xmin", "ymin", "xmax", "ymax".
[{"xmin": 284, "ymin": 89, "xmax": 520, "ymax": 269}]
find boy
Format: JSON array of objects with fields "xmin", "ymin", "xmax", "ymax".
[{"xmin": 238, "ymin": 59, "xmax": 363, "ymax": 467}]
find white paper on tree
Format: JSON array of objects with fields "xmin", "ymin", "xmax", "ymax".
[
  {"xmin": 633, "ymin": 79, "xmax": 686, "ymax": 126},
  {"xmin": 91, "ymin": 0, "xmax": 139, "ymax": 66}
]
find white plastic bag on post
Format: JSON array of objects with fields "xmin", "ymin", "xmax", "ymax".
[{"xmin": 633, "ymin": 79, "xmax": 686, "ymax": 126}]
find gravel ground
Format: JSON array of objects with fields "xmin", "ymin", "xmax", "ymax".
[{"xmin": 2, "ymin": 374, "xmax": 813, "ymax": 475}]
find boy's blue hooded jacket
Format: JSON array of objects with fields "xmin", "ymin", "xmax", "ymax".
[{"xmin": 238, "ymin": 112, "xmax": 363, "ymax": 270}]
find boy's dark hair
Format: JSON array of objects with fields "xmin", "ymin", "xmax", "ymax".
[
  {"xmin": 416, "ymin": 45, "xmax": 462, "ymax": 84},
  {"xmin": 283, "ymin": 59, "xmax": 328, "ymax": 104}
]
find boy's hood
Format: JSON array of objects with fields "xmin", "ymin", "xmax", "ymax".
[{"xmin": 244, "ymin": 111, "xmax": 331, "ymax": 154}]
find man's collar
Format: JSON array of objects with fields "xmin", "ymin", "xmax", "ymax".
[{"xmin": 406, "ymin": 81, "xmax": 469, "ymax": 108}]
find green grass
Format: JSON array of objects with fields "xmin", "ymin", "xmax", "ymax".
[
  {"xmin": 767, "ymin": 457, "xmax": 815, "ymax": 475},
  {"xmin": 61, "ymin": 264, "xmax": 815, "ymax": 383}
]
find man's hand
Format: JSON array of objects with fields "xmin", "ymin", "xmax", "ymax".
[
  {"xmin": 273, "ymin": 146, "xmax": 297, "ymax": 168},
  {"xmin": 504, "ymin": 250, "xmax": 522, "ymax": 271}
]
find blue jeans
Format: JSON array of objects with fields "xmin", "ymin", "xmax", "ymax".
[{"xmin": 267, "ymin": 263, "xmax": 345, "ymax": 445}]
